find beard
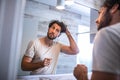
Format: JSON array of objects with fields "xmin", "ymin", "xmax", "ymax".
[
  {"xmin": 47, "ymin": 32, "xmax": 57, "ymax": 40},
  {"xmin": 97, "ymin": 9, "xmax": 112, "ymax": 31}
]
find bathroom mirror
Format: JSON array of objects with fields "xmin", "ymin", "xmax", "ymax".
[{"xmin": 17, "ymin": 0, "xmax": 101, "ymax": 78}]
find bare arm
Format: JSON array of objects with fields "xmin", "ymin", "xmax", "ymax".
[
  {"xmin": 91, "ymin": 71, "xmax": 120, "ymax": 80},
  {"xmin": 61, "ymin": 28, "xmax": 79, "ymax": 55},
  {"xmin": 21, "ymin": 56, "xmax": 52, "ymax": 71}
]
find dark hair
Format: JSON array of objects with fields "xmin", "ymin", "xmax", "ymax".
[
  {"xmin": 48, "ymin": 20, "xmax": 66, "ymax": 33},
  {"xmin": 103, "ymin": 0, "xmax": 120, "ymax": 10}
]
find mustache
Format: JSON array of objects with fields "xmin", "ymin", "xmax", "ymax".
[{"xmin": 49, "ymin": 32, "xmax": 54, "ymax": 35}]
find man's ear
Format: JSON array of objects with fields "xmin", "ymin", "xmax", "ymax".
[{"xmin": 110, "ymin": 4, "xmax": 119, "ymax": 14}]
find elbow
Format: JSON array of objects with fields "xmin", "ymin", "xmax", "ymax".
[
  {"xmin": 21, "ymin": 68, "xmax": 25, "ymax": 71},
  {"xmin": 21, "ymin": 66, "xmax": 25, "ymax": 71},
  {"xmin": 21, "ymin": 65, "xmax": 25, "ymax": 71},
  {"xmin": 21, "ymin": 66, "xmax": 28, "ymax": 71},
  {"xmin": 75, "ymin": 47, "xmax": 80, "ymax": 54},
  {"xmin": 76, "ymin": 50, "xmax": 79, "ymax": 54},
  {"xmin": 72, "ymin": 49, "xmax": 79, "ymax": 55},
  {"xmin": 75, "ymin": 50, "xmax": 79, "ymax": 54},
  {"xmin": 72, "ymin": 46, "xmax": 80, "ymax": 55},
  {"xmin": 21, "ymin": 63, "xmax": 27, "ymax": 71}
]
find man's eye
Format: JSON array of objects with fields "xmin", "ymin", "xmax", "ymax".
[
  {"xmin": 52, "ymin": 27, "xmax": 55, "ymax": 29},
  {"xmin": 56, "ymin": 29, "xmax": 60, "ymax": 32}
]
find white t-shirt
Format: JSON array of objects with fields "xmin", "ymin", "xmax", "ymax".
[
  {"xmin": 92, "ymin": 23, "xmax": 120, "ymax": 74},
  {"xmin": 24, "ymin": 38, "xmax": 62, "ymax": 75}
]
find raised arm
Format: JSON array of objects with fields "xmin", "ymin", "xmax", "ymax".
[{"xmin": 61, "ymin": 27, "xmax": 79, "ymax": 55}]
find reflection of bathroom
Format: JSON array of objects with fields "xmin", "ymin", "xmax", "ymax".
[
  {"xmin": 0, "ymin": 0, "xmax": 101, "ymax": 80},
  {"xmin": 18, "ymin": 0, "xmax": 89, "ymax": 76}
]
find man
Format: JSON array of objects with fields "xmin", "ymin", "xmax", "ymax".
[
  {"xmin": 21, "ymin": 20, "xmax": 79, "ymax": 75},
  {"xmin": 74, "ymin": 0, "xmax": 120, "ymax": 80}
]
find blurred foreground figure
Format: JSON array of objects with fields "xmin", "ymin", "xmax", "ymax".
[{"xmin": 74, "ymin": 0, "xmax": 120, "ymax": 80}]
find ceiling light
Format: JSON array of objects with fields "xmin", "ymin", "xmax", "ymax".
[{"xmin": 56, "ymin": 0, "xmax": 65, "ymax": 10}]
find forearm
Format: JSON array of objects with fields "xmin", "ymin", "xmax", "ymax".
[{"xmin": 21, "ymin": 61, "xmax": 44, "ymax": 71}]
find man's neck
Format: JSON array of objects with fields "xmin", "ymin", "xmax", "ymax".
[{"xmin": 44, "ymin": 37, "xmax": 53, "ymax": 47}]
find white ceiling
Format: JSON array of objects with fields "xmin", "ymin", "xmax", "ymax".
[
  {"xmin": 33, "ymin": 0, "xmax": 103, "ymax": 14},
  {"xmin": 74, "ymin": 0, "xmax": 104, "ymax": 10}
]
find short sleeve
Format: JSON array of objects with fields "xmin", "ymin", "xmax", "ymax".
[
  {"xmin": 24, "ymin": 40, "xmax": 35, "ymax": 58},
  {"xmin": 92, "ymin": 28, "xmax": 120, "ymax": 74}
]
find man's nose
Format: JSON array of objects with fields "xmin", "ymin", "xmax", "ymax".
[
  {"xmin": 95, "ymin": 18, "xmax": 98, "ymax": 24},
  {"xmin": 52, "ymin": 29, "xmax": 56, "ymax": 33}
]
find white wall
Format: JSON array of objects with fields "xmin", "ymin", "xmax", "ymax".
[{"xmin": 0, "ymin": 0, "xmax": 26, "ymax": 80}]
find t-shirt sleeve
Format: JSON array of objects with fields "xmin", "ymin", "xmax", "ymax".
[
  {"xmin": 24, "ymin": 40, "xmax": 35, "ymax": 58},
  {"xmin": 92, "ymin": 28, "xmax": 120, "ymax": 74}
]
